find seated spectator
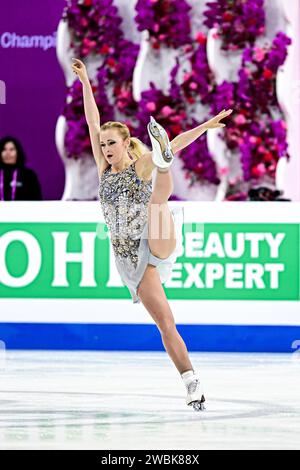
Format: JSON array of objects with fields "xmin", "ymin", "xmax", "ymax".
[{"xmin": 0, "ymin": 136, "xmax": 42, "ymax": 200}]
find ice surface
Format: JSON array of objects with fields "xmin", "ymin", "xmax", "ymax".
[{"xmin": 0, "ymin": 351, "xmax": 299, "ymax": 449}]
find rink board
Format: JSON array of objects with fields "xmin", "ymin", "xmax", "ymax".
[{"xmin": 0, "ymin": 202, "xmax": 299, "ymax": 352}]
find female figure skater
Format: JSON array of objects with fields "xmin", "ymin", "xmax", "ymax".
[{"xmin": 72, "ymin": 58, "xmax": 232, "ymax": 411}]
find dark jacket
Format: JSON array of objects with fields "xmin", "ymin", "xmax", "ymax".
[{"xmin": 0, "ymin": 163, "xmax": 42, "ymax": 200}]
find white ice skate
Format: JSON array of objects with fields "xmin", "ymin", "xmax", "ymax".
[
  {"xmin": 147, "ymin": 116, "xmax": 174, "ymax": 170},
  {"xmin": 186, "ymin": 377, "xmax": 206, "ymax": 411}
]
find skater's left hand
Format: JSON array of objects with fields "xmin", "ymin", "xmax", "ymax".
[{"xmin": 203, "ymin": 109, "xmax": 233, "ymax": 130}]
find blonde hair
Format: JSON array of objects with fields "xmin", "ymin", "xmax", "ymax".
[{"xmin": 100, "ymin": 121, "xmax": 149, "ymax": 161}]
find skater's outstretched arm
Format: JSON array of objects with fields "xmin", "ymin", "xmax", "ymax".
[
  {"xmin": 170, "ymin": 109, "xmax": 233, "ymax": 154},
  {"xmin": 71, "ymin": 58, "xmax": 108, "ymax": 174}
]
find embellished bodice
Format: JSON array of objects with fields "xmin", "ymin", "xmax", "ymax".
[{"xmin": 98, "ymin": 162, "xmax": 152, "ymax": 268}]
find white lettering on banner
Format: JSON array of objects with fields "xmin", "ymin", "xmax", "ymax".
[
  {"xmin": 51, "ymin": 232, "xmax": 97, "ymax": 287},
  {"xmin": 0, "ymin": 229, "xmax": 288, "ymax": 291},
  {"xmin": 107, "ymin": 231, "xmax": 287, "ymax": 290},
  {"xmin": 185, "ymin": 232, "xmax": 204, "ymax": 257},
  {"xmin": 185, "ymin": 232, "xmax": 286, "ymax": 258},
  {"xmin": 224, "ymin": 233, "xmax": 245, "ymax": 258},
  {"xmin": 0, "ymin": 32, "xmax": 57, "ymax": 50},
  {"xmin": 244, "ymin": 264, "xmax": 264, "ymax": 288},
  {"xmin": 264, "ymin": 264, "xmax": 285, "ymax": 289},
  {"xmin": 164, "ymin": 263, "xmax": 182, "ymax": 288},
  {"xmin": 226, "ymin": 264, "xmax": 244, "ymax": 288},
  {"xmin": 204, "ymin": 233, "xmax": 226, "ymax": 257},
  {"xmin": 0, "ymin": 231, "xmax": 41, "ymax": 287},
  {"xmin": 164, "ymin": 263, "xmax": 285, "ymax": 289},
  {"xmin": 184, "ymin": 263, "xmax": 205, "ymax": 288},
  {"xmin": 243, "ymin": 233, "xmax": 266, "ymax": 257},
  {"xmin": 264, "ymin": 233, "xmax": 286, "ymax": 258}
]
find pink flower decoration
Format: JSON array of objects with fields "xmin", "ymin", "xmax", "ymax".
[
  {"xmin": 161, "ymin": 106, "xmax": 173, "ymax": 117},
  {"xmin": 170, "ymin": 115, "xmax": 182, "ymax": 123},
  {"xmin": 234, "ymin": 114, "xmax": 247, "ymax": 125},
  {"xmin": 81, "ymin": 38, "xmax": 97, "ymax": 55},
  {"xmin": 220, "ymin": 166, "xmax": 229, "ymax": 176},
  {"xmin": 80, "ymin": 18, "xmax": 88, "ymax": 27},
  {"xmin": 257, "ymin": 163, "xmax": 266, "ymax": 173},
  {"xmin": 183, "ymin": 72, "xmax": 192, "ymax": 81},
  {"xmin": 120, "ymin": 90, "xmax": 130, "ymax": 99},
  {"xmin": 229, "ymin": 177, "xmax": 237, "ymax": 185},
  {"xmin": 212, "ymin": 31, "xmax": 220, "ymax": 39},
  {"xmin": 252, "ymin": 163, "xmax": 266, "ymax": 177},
  {"xmin": 253, "ymin": 47, "xmax": 265, "ymax": 62},
  {"xmin": 189, "ymin": 82, "xmax": 198, "ymax": 90},
  {"xmin": 258, "ymin": 145, "xmax": 266, "ymax": 153},
  {"xmin": 146, "ymin": 102, "xmax": 157, "ymax": 112}
]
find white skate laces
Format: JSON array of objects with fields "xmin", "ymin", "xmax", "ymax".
[{"xmin": 181, "ymin": 370, "xmax": 206, "ymax": 412}]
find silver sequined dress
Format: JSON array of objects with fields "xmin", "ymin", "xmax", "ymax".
[{"xmin": 98, "ymin": 161, "xmax": 184, "ymax": 304}]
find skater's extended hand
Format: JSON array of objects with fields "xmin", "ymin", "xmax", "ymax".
[
  {"xmin": 203, "ymin": 109, "xmax": 233, "ymax": 130},
  {"xmin": 71, "ymin": 58, "xmax": 89, "ymax": 84}
]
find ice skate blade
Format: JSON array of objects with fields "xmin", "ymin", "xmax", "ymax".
[
  {"xmin": 186, "ymin": 392, "xmax": 206, "ymax": 410},
  {"xmin": 147, "ymin": 119, "xmax": 174, "ymax": 165},
  {"xmin": 147, "ymin": 123, "xmax": 173, "ymax": 163},
  {"xmin": 188, "ymin": 400, "xmax": 206, "ymax": 411}
]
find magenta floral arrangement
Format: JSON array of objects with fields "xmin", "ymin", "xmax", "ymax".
[
  {"xmin": 134, "ymin": 54, "xmax": 220, "ymax": 186},
  {"xmin": 62, "ymin": 1, "xmax": 224, "ymax": 186},
  {"xmin": 210, "ymin": 32, "xmax": 291, "ymax": 199},
  {"xmin": 62, "ymin": 80, "xmax": 93, "ymax": 158},
  {"xmin": 170, "ymin": 33, "xmax": 215, "ymax": 106},
  {"xmin": 99, "ymin": 38, "xmax": 140, "ymax": 116},
  {"xmin": 61, "ymin": 0, "xmax": 291, "ymax": 202},
  {"xmin": 135, "ymin": 82, "xmax": 187, "ymax": 143},
  {"xmin": 179, "ymin": 128, "xmax": 221, "ymax": 185},
  {"xmin": 63, "ymin": 0, "xmax": 139, "ymax": 156},
  {"xmin": 131, "ymin": 30, "xmax": 221, "ymax": 186},
  {"xmin": 203, "ymin": 0, "xmax": 266, "ymax": 51},
  {"xmin": 240, "ymin": 32, "xmax": 292, "ymax": 112},
  {"xmin": 135, "ymin": 0, "xmax": 192, "ymax": 49},
  {"xmin": 167, "ymin": 38, "xmax": 220, "ymax": 185},
  {"xmin": 63, "ymin": 0, "xmax": 123, "ymax": 56},
  {"xmin": 237, "ymin": 118, "xmax": 289, "ymax": 183}
]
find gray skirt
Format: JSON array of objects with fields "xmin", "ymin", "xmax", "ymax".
[{"xmin": 114, "ymin": 206, "xmax": 184, "ymax": 304}]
